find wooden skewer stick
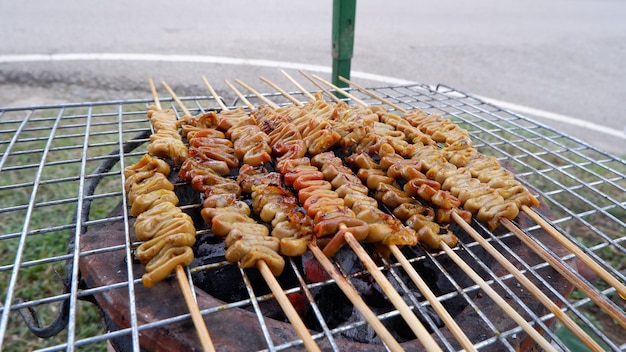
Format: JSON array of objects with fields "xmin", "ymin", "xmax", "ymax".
[
  {"xmin": 234, "ymin": 79, "xmax": 280, "ymax": 109},
  {"xmin": 149, "ymin": 78, "xmax": 162, "ymax": 110},
  {"xmin": 259, "ymin": 76, "xmax": 303, "ymax": 106},
  {"xmin": 440, "ymin": 242, "xmax": 557, "ymax": 352},
  {"xmin": 307, "ymin": 242, "xmax": 405, "ymax": 352},
  {"xmin": 265, "ymin": 75, "xmax": 476, "ymax": 351},
  {"xmin": 310, "ymin": 74, "xmax": 604, "ymax": 350},
  {"xmin": 281, "ymin": 69, "xmax": 316, "ymax": 101},
  {"xmin": 299, "ymin": 70, "xmax": 342, "ymax": 104},
  {"xmin": 522, "ymin": 205, "xmax": 626, "ymax": 300},
  {"xmin": 148, "ymin": 79, "xmax": 215, "ymax": 352},
  {"xmin": 310, "ymin": 74, "xmax": 369, "ymax": 107},
  {"xmin": 338, "ymin": 76, "xmax": 407, "ymax": 112},
  {"xmin": 224, "ymin": 80, "xmax": 256, "ymax": 110},
  {"xmin": 342, "ymin": 231, "xmax": 443, "ymax": 352},
  {"xmin": 256, "ymin": 260, "xmax": 321, "ymax": 352},
  {"xmin": 452, "ymin": 214, "xmax": 604, "ymax": 351},
  {"xmin": 176, "ymin": 266, "xmax": 216, "ymax": 352},
  {"xmin": 200, "ymin": 78, "xmax": 320, "ymax": 352},
  {"xmin": 387, "ymin": 245, "xmax": 476, "ymax": 352},
  {"xmin": 339, "ymin": 76, "xmax": 626, "ymax": 323},
  {"xmin": 501, "ymin": 218, "xmax": 626, "ymax": 329},
  {"xmin": 161, "ymin": 81, "xmax": 193, "ymax": 118},
  {"xmin": 201, "ymin": 75, "xmax": 228, "ymax": 111}
]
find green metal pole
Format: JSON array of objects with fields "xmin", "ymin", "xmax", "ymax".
[{"xmin": 332, "ymin": 0, "xmax": 356, "ymax": 89}]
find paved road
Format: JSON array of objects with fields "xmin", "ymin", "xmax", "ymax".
[{"xmin": 1, "ymin": 0, "xmax": 624, "ymax": 155}]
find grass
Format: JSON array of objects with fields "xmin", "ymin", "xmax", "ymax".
[
  {"xmin": 0, "ymin": 103, "xmax": 149, "ymax": 351},
  {"xmin": 472, "ymin": 122, "xmax": 626, "ymax": 349}
]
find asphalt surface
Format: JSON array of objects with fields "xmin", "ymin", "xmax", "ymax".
[{"xmin": 1, "ymin": 0, "xmax": 625, "ymax": 156}]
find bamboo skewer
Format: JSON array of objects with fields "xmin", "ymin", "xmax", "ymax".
[
  {"xmin": 178, "ymin": 78, "xmax": 320, "ymax": 352},
  {"xmin": 259, "ymin": 76, "xmax": 302, "ymax": 106},
  {"xmin": 233, "ymin": 79, "xmax": 279, "ymax": 109},
  {"xmin": 387, "ymin": 245, "xmax": 476, "ymax": 351},
  {"xmin": 224, "ymin": 80, "xmax": 256, "ymax": 109},
  {"xmin": 521, "ymin": 205, "xmax": 626, "ymax": 300},
  {"xmin": 440, "ymin": 242, "xmax": 557, "ymax": 352},
  {"xmin": 342, "ymin": 229, "xmax": 443, "ymax": 352},
  {"xmin": 176, "ymin": 266, "xmax": 216, "ymax": 352},
  {"xmin": 148, "ymin": 79, "xmax": 216, "ymax": 352},
  {"xmin": 307, "ymin": 242, "xmax": 404, "ymax": 352},
  {"xmin": 161, "ymin": 81, "xmax": 193, "ymax": 118},
  {"xmin": 452, "ymin": 214, "xmax": 604, "ymax": 351},
  {"xmin": 149, "ymin": 78, "xmax": 162, "ymax": 110},
  {"xmin": 281, "ymin": 69, "xmax": 316, "ymax": 100},
  {"xmin": 201, "ymin": 75, "xmax": 228, "ymax": 111},
  {"xmin": 338, "ymin": 76, "xmax": 405, "ymax": 112},
  {"xmin": 299, "ymin": 70, "xmax": 342, "ymax": 104},
  {"xmin": 255, "ymin": 260, "xmax": 321, "ymax": 352},
  {"xmin": 338, "ymin": 75, "xmax": 626, "ymax": 324},
  {"xmin": 310, "ymin": 74, "xmax": 369, "ymax": 107},
  {"xmin": 501, "ymin": 218, "xmax": 626, "ymax": 329},
  {"xmin": 260, "ymin": 76, "xmax": 478, "ymax": 352}
]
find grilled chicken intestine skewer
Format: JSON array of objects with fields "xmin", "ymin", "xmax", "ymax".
[
  {"xmin": 350, "ymin": 77, "xmax": 625, "ymax": 349},
  {"xmin": 268, "ymin": 73, "xmax": 557, "ymax": 350},
  {"xmin": 338, "ymin": 75, "xmax": 540, "ymax": 216},
  {"xmin": 178, "ymin": 108, "xmax": 284, "ymax": 276},
  {"xmin": 302, "ymin": 74, "xmax": 531, "ymax": 233},
  {"xmin": 251, "ymin": 90, "xmax": 460, "ymax": 252},
  {"xmin": 344, "ymin": 145, "xmax": 585, "ymax": 350},
  {"xmin": 171, "ymin": 84, "xmax": 322, "ymax": 352},
  {"xmin": 227, "ymin": 80, "xmax": 438, "ymax": 351},
  {"xmin": 315, "ymin": 75, "xmax": 609, "ymax": 350},
  {"xmin": 345, "ymin": 150, "xmax": 464, "ymax": 249},
  {"xmin": 401, "ymin": 110, "xmax": 540, "ymax": 211},
  {"xmin": 123, "ymin": 80, "xmax": 215, "ymax": 352},
  {"xmin": 229, "ymin": 82, "xmax": 448, "ymax": 351},
  {"xmin": 125, "ymin": 82, "xmax": 197, "ymax": 288},
  {"xmin": 341, "ymin": 79, "xmax": 626, "ymax": 306},
  {"xmin": 246, "ymin": 93, "xmax": 427, "ymax": 254},
  {"xmin": 145, "ymin": 106, "xmax": 189, "ymax": 165},
  {"xmin": 253, "ymin": 87, "xmax": 477, "ymax": 350},
  {"xmin": 304, "ymin": 74, "xmax": 567, "ymax": 352},
  {"xmin": 124, "ymin": 155, "xmax": 196, "ymax": 288},
  {"xmin": 273, "ymin": 138, "xmax": 441, "ymax": 351}
]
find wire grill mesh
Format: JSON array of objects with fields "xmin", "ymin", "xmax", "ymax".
[{"xmin": 0, "ymin": 83, "xmax": 625, "ymax": 351}]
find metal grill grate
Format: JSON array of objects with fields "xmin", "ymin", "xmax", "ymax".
[{"xmin": 1, "ymin": 83, "xmax": 625, "ymax": 351}]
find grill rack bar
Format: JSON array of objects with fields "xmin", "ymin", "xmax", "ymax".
[{"xmin": 0, "ymin": 82, "xmax": 625, "ymax": 351}]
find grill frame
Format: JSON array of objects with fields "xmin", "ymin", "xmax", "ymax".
[{"xmin": 0, "ymin": 82, "xmax": 625, "ymax": 351}]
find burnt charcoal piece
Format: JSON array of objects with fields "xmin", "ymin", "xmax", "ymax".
[
  {"xmin": 305, "ymin": 284, "xmax": 353, "ymax": 331},
  {"xmin": 191, "ymin": 234, "xmax": 247, "ymax": 302},
  {"xmin": 191, "ymin": 232, "xmax": 304, "ymax": 304}
]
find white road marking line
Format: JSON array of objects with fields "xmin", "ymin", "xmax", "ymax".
[
  {"xmin": 1, "ymin": 53, "xmax": 624, "ymax": 139},
  {"xmin": 475, "ymin": 96, "xmax": 626, "ymax": 140}
]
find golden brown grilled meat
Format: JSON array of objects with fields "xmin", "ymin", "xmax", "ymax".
[
  {"xmin": 146, "ymin": 106, "xmax": 189, "ymax": 164},
  {"xmin": 238, "ymin": 165, "xmax": 313, "ymax": 256},
  {"xmin": 142, "ymin": 246, "xmax": 194, "ymax": 288},
  {"xmin": 124, "ymin": 153, "xmax": 196, "ymax": 288},
  {"xmin": 134, "ymin": 202, "xmax": 195, "ymax": 242},
  {"xmin": 127, "ymin": 172, "xmax": 174, "ymax": 206},
  {"xmin": 130, "ymin": 93, "xmax": 542, "ymax": 287},
  {"xmin": 130, "ymin": 189, "xmax": 178, "ymax": 217},
  {"xmin": 124, "ymin": 154, "xmax": 170, "ymax": 180}
]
